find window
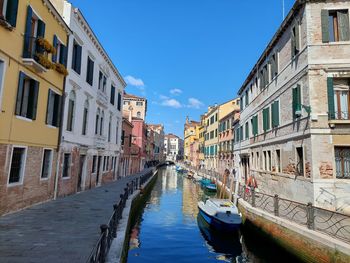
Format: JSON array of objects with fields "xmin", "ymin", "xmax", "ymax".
[
  {"xmin": 71, "ymin": 41, "xmax": 82, "ymax": 74},
  {"xmin": 86, "ymin": 56, "xmax": 94, "ymax": 85},
  {"xmin": 335, "ymin": 147, "xmax": 350, "ymax": 179},
  {"xmin": 210, "ymin": 130, "xmax": 214, "ymax": 139},
  {"xmin": 46, "ymin": 89, "xmax": 62, "ymax": 127},
  {"xmin": 23, "ymin": 6, "xmax": 45, "ymax": 59},
  {"xmin": 322, "ymin": 10, "xmax": 350, "ymax": 43},
  {"xmin": 245, "ymin": 122, "xmax": 249, "ymax": 139},
  {"xmin": 95, "ymin": 108, "xmax": 100, "ymax": 135},
  {"xmin": 296, "ymin": 147, "xmax": 304, "ymax": 176},
  {"xmin": 62, "ymin": 153, "xmax": 70, "ymax": 178},
  {"xmin": 215, "ymin": 129, "xmax": 217, "ymax": 138},
  {"xmin": 108, "ymin": 115, "xmax": 112, "ymax": 142},
  {"xmin": 276, "ymin": 149, "xmax": 281, "ymax": 173},
  {"xmin": 292, "ymin": 84, "xmax": 302, "ymax": 119},
  {"xmin": 116, "ymin": 119, "xmax": 119, "ymax": 144},
  {"xmin": 245, "ymin": 90, "xmax": 249, "ymax": 106},
  {"xmin": 82, "ymin": 100, "xmax": 89, "ymax": 135},
  {"xmin": 267, "ymin": 151, "xmax": 272, "ymax": 171},
  {"xmin": 215, "ymin": 113, "xmax": 218, "ymax": 122},
  {"xmin": 328, "ymin": 78, "xmax": 350, "ymax": 120},
  {"xmin": 271, "ymin": 100, "xmax": 280, "ymax": 128},
  {"xmin": 52, "ymin": 35, "xmax": 67, "ymax": 66},
  {"xmin": 136, "ymin": 101, "xmax": 143, "ymax": 106},
  {"xmin": 0, "ymin": 59, "xmax": 5, "ymax": 108},
  {"xmin": 98, "ymin": 71, "xmax": 107, "ymax": 92},
  {"xmin": 259, "ymin": 65, "xmax": 269, "ymax": 90},
  {"xmin": 263, "ymin": 107, "xmax": 270, "ymax": 132},
  {"xmin": 291, "ymin": 23, "xmax": 300, "ymax": 57},
  {"xmin": 117, "ymin": 92, "xmax": 122, "ymax": 111},
  {"xmin": 137, "ymin": 111, "xmax": 141, "ymax": 118},
  {"xmin": 103, "ymin": 156, "xmax": 106, "ymax": 171},
  {"xmin": 100, "ymin": 110, "xmax": 104, "ymax": 136},
  {"xmin": 270, "ymin": 52, "xmax": 279, "ymax": 79},
  {"xmin": 110, "ymin": 85, "xmax": 115, "ymax": 105},
  {"xmin": 92, "ymin": 155, "xmax": 97, "ymax": 173},
  {"xmin": 0, "ymin": 0, "xmax": 19, "ymax": 27},
  {"xmin": 8, "ymin": 147, "xmax": 26, "ymax": 184},
  {"xmin": 41, "ymin": 149, "xmax": 52, "ymax": 179},
  {"xmin": 15, "ymin": 72, "xmax": 39, "ymax": 120},
  {"xmin": 66, "ymin": 91, "xmax": 76, "ymax": 131}
]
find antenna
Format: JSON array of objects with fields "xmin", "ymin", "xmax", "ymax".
[{"xmin": 282, "ymin": 0, "xmax": 285, "ymax": 20}]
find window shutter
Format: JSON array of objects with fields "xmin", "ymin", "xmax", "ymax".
[
  {"xmin": 15, "ymin": 72, "xmax": 25, "ymax": 115},
  {"xmin": 292, "ymin": 87, "xmax": 297, "ymax": 118},
  {"xmin": 46, "ymin": 90, "xmax": 53, "ymax": 124},
  {"xmin": 23, "ymin": 6, "xmax": 33, "ymax": 58},
  {"xmin": 52, "ymin": 35, "xmax": 58, "ymax": 62},
  {"xmin": 291, "ymin": 27, "xmax": 296, "ymax": 57},
  {"xmin": 89, "ymin": 59, "xmax": 94, "ymax": 83},
  {"xmin": 327, "ymin": 77, "xmax": 335, "ymax": 119},
  {"xmin": 76, "ymin": 44, "xmax": 82, "ymax": 74},
  {"xmin": 295, "ymin": 23, "xmax": 300, "ymax": 52},
  {"xmin": 240, "ymin": 97, "xmax": 243, "ymax": 111},
  {"xmin": 296, "ymin": 84, "xmax": 301, "ymax": 112},
  {"xmin": 338, "ymin": 11, "xmax": 350, "ymax": 41},
  {"xmin": 321, "ymin": 10, "xmax": 330, "ymax": 43},
  {"xmin": 267, "ymin": 107, "xmax": 270, "ymax": 130},
  {"xmin": 37, "ymin": 20, "xmax": 46, "ymax": 38},
  {"xmin": 5, "ymin": 0, "xmax": 19, "ymax": 27},
  {"xmin": 31, "ymin": 80, "xmax": 39, "ymax": 120},
  {"xmin": 60, "ymin": 44, "xmax": 68, "ymax": 67}
]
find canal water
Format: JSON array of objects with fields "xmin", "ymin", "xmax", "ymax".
[{"xmin": 127, "ymin": 166, "xmax": 303, "ymax": 263}]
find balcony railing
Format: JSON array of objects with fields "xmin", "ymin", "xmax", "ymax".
[
  {"xmin": 328, "ymin": 111, "xmax": 350, "ymax": 121},
  {"xmin": 94, "ymin": 135, "xmax": 106, "ymax": 149}
]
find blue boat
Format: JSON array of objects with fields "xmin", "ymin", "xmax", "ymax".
[
  {"xmin": 200, "ymin": 178, "xmax": 211, "ymax": 187},
  {"xmin": 198, "ymin": 199, "xmax": 241, "ymax": 232},
  {"xmin": 205, "ymin": 183, "xmax": 217, "ymax": 192}
]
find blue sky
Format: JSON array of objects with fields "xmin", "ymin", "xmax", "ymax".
[{"xmin": 70, "ymin": 0, "xmax": 295, "ymax": 138}]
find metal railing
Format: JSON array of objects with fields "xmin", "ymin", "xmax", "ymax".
[
  {"xmin": 240, "ymin": 186, "xmax": 350, "ymax": 244},
  {"xmin": 87, "ymin": 171, "xmax": 153, "ymax": 263},
  {"xmin": 328, "ymin": 111, "xmax": 350, "ymax": 121}
]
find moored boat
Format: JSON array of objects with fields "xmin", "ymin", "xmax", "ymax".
[
  {"xmin": 205, "ymin": 183, "xmax": 217, "ymax": 192},
  {"xmin": 197, "ymin": 199, "xmax": 241, "ymax": 231}
]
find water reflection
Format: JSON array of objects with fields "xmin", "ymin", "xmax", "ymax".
[{"xmin": 127, "ymin": 166, "xmax": 304, "ymax": 263}]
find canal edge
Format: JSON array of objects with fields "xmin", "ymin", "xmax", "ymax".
[
  {"xmin": 106, "ymin": 168, "xmax": 159, "ymax": 263},
  {"xmin": 181, "ymin": 165, "xmax": 350, "ymax": 263}
]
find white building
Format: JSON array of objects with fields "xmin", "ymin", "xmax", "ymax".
[
  {"xmin": 51, "ymin": 0, "xmax": 126, "ymax": 196},
  {"xmin": 164, "ymin": 134, "xmax": 184, "ymax": 161}
]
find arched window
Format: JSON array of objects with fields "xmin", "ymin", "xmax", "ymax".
[
  {"xmin": 95, "ymin": 108, "xmax": 100, "ymax": 135},
  {"xmin": 66, "ymin": 91, "xmax": 76, "ymax": 131},
  {"xmin": 100, "ymin": 110, "xmax": 104, "ymax": 136},
  {"xmin": 137, "ymin": 111, "xmax": 141, "ymax": 118},
  {"xmin": 82, "ymin": 99, "xmax": 89, "ymax": 135}
]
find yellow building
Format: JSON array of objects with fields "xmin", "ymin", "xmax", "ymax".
[
  {"xmin": 0, "ymin": 0, "xmax": 71, "ymax": 215},
  {"xmin": 183, "ymin": 117, "xmax": 199, "ymax": 165}
]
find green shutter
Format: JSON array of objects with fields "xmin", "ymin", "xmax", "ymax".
[
  {"xmin": 30, "ymin": 80, "xmax": 39, "ymax": 120},
  {"xmin": 23, "ymin": 6, "xmax": 33, "ymax": 58},
  {"xmin": 263, "ymin": 109, "xmax": 267, "ymax": 131},
  {"xmin": 5, "ymin": 0, "xmax": 19, "ymax": 27},
  {"xmin": 296, "ymin": 85, "xmax": 301, "ymax": 112},
  {"xmin": 245, "ymin": 122, "xmax": 249, "ymax": 139},
  {"xmin": 292, "ymin": 87, "xmax": 297, "ymax": 118},
  {"xmin": 15, "ymin": 72, "xmax": 25, "ymax": 115},
  {"xmin": 338, "ymin": 10, "xmax": 350, "ymax": 41},
  {"xmin": 291, "ymin": 26, "xmax": 296, "ymax": 57},
  {"xmin": 327, "ymin": 77, "xmax": 335, "ymax": 119},
  {"xmin": 267, "ymin": 107, "xmax": 270, "ymax": 130},
  {"xmin": 321, "ymin": 10, "xmax": 330, "ymax": 43},
  {"xmin": 52, "ymin": 35, "xmax": 58, "ymax": 62},
  {"xmin": 60, "ymin": 44, "xmax": 68, "ymax": 67},
  {"xmin": 273, "ymin": 101, "xmax": 280, "ymax": 127}
]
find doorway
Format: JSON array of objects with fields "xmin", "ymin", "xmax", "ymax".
[{"xmin": 77, "ymin": 155, "xmax": 86, "ymax": 192}]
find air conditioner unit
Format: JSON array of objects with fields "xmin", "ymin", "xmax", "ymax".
[{"xmin": 295, "ymin": 110, "xmax": 302, "ymax": 117}]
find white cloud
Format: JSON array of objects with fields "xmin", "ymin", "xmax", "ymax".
[
  {"xmin": 187, "ymin": 98, "xmax": 204, "ymax": 109},
  {"xmin": 170, "ymin": 88, "xmax": 183, "ymax": 96},
  {"xmin": 124, "ymin": 75, "xmax": 145, "ymax": 87},
  {"xmin": 161, "ymin": 98, "xmax": 182, "ymax": 109}
]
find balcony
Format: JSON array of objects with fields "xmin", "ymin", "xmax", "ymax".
[
  {"xmin": 22, "ymin": 37, "xmax": 53, "ymax": 73},
  {"xmin": 328, "ymin": 111, "xmax": 350, "ymax": 125},
  {"xmin": 94, "ymin": 135, "xmax": 106, "ymax": 148},
  {"xmin": 97, "ymin": 90, "xmax": 108, "ymax": 105}
]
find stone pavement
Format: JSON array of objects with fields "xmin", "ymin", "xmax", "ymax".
[{"xmin": 0, "ymin": 168, "xmax": 153, "ymax": 263}]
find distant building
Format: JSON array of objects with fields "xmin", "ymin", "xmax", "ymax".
[
  {"xmin": 123, "ymin": 93, "xmax": 147, "ymax": 120},
  {"xmin": 148, "ymin": 124, "xmax": 165, "ymax": 162},
  {"xmin": 131, "ymin": 118, "xmax": 148, "ymax": 170},
  {"xmin": 164, "ymin": 134, "xmax": 184, "ymax": 161},
  {"xmin": 184, "ymin": 117, "xmax": 200, "ymax": 163}
]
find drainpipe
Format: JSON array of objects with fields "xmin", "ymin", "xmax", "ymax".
[{"xmin": 54, "ymin": 33, "xmax": 71, "ymax": 200}]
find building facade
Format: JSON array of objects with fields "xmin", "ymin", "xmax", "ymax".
[
  {"xmin": 0, "ymin": 0, "xmax": 70, "ymax": 215},
  {"xmin": 184, "ymin": 117, "xmax": 200, "ymax": 163},
  {"xmin": 148, "ymin": 124, "xmax": 165, "ymax": 162},
  {"xmin": 131, "ymin": 118, "xmax": 147, "ymax": 170},
  {"xmin": 234, "ymin": 0, "xmax": 350, "ymax": 214},
  {"xmin": 123, "ymin": 93, "xmax": 147, "ymax": 120},
  {"xmin": 165, "ymin": 134, "xmax": 183, "ymax": 161},
  {"xmin": 51, "ymin": 0, "xmax": 125, "ymax": 196}
]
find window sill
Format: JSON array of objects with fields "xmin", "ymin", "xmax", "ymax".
[
  {"xmin": 40, "ymin": 177, "xmax": 50, "ymax": 181},
  {"xmin": 62, "ymin": 176, "xmax": 70, "ymax": 180},
  {"xmin": 7, "ymin": 182, "xmax": 24, "ymax": 187},
  {"xmin": 46, "ymin": 124, "xmax": 58, "ymax": 129},
  {"xmin": 0, "ymin": 18, "xmax": 14, "ymax": 31},
  {"xmin": 16, "ymin": 116, "xmax": 33, "ymax": 122},
  {"xmin": 22, "ymin": 58, "xmax": 48, "ymax": 73},
  {"xmin": 329, "ymin": 120, "xmax": 350, "ymax": 125}
]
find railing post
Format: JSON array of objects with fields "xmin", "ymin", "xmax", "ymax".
[
  {"xmin": 274, "ymin": 194, "xmax": 279, "ymax": 216},
  {"xmin": 112, "ymin": 204, "xmax": 118, "ymax": 238},
  {"xmin": 251, "ymin": 188, "xmax": 256, "ymax": 207},
  {"xmin": 99, "ymin": 224, "xmax": 108, "ymax": 263},
  {"xmin": 125, "ymin": 186, "xmax": 129, "ymax": 199},
  {"xmin": 307, "ymin": 202, "xmax": 314, "ymax": 230}
]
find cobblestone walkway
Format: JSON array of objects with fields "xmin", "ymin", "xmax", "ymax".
[{"xmin": 0, "ymin": 169, "xmax": 153, "ymax": 263}]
